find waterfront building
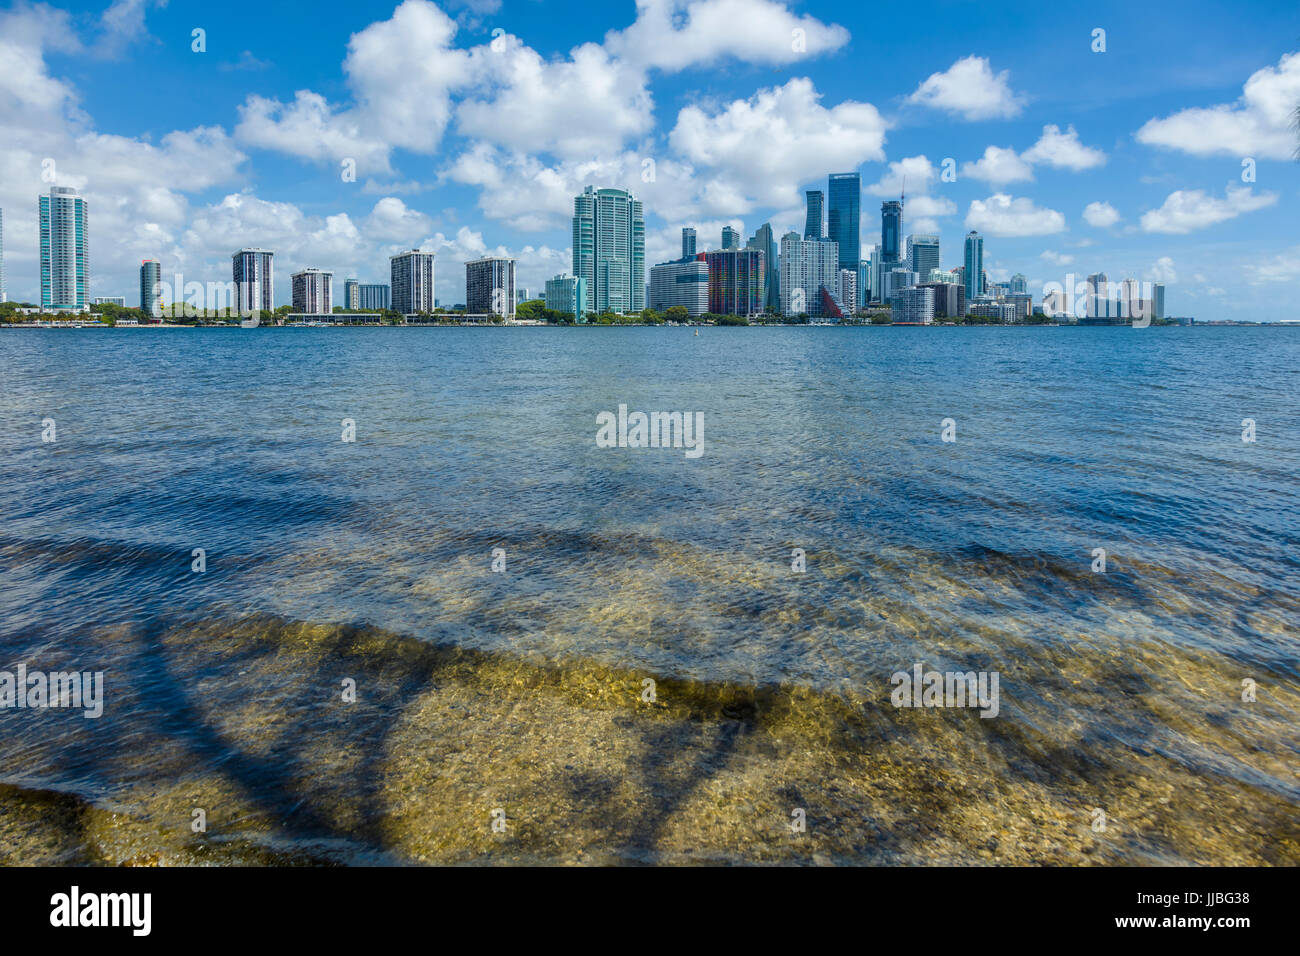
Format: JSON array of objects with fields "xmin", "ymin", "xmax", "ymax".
[
  {"xmin": 232, "ymin": 248, "xmax": 274, "ymax": 315},
  {"xmin": 649, "ymin": 258, "xmax": 709, "ymax": 315},
  {"xmin": 466, "ymin": 256, "xmax": 516, "ymax": 319},
  {"xmin": 920, "ymin": 282, "xmax": 964, "ymax": 319},
  {"xmin": 545, "ymin": 273, "xmax": 589, "ymax": 321},
  {"xmin": 891, "ymin": 286, "xmax": 935, "ymax": 324},
  {"xmin": 40, "ymin": 187, "xmax": 90, "ymax": 311},
  {"xmin": 139, "ymin": 260, "xmax": 161, "ymax": 317},
  {"xmin": 357, "ymin": 283, "xmax": 390, "ymax": 310},
  {"xmin": 572, "ymin": 186, "xmax": 645, "ymax": 314},
  {"xmin": 963, "ymin": 232, "xmax": 984, "ymax": 302},
  {"xmin": 344, "ymin": 278, "xmax": 360, "ymax": 309},
  {"xmin": 704, "ymin": 249, "xmax": 765, "ymax": 316},
  {"xmin": 838, "ymin": 269, "xmax": 858, "ymax": 316},
  {"xmin": 779, "ymin": 234, "xmax": 840, "ymax": 317},
  {"xmin": 390, "ymin": 249, "xmax": 436, "ymax": 314},
  {"xmin": 290, "ymin": 268, "xmax": 333, "ymax": 314}
]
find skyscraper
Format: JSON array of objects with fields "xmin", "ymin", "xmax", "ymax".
[
  {"xmin": 1010, "ymin": 273, "xmax": 1028, "ymax": 295},
  {"xmin": 858, "ymin": 256, "xmax": 872, "ymax": 309},
  {"xmin": 681, "ymin": 227, "xmax": 697, "ymax": 259},
  {"xmin": 466, "ymin": 256, "xmax": 517, "ymax": 318},
  {"xmin": 779, "ymin": 233, "xmax": 840, "ymax": 317},
  {"xmin": 139, "ymin": 260, "xmax": 161, "ymax": 317},
  {"xmin": 39, "ymin": 187, "xmax": 89, "ymax": 311},
  {"xmin": 1153, "ymin": 283, "xmax": 1166, "ymax": 320},
  {"xmin": 291, "ymin": 268, "xmax": 333, "ymax": 313},
  {"xmin": 344, "ymin": 278, "xmax": 360, "ymax": 310},
  {"xmin": 746, "ymin": 222, "xmax": 778, "ymax": 312},
  {"xmin": 232, "ymin": 248, "xmax": 274, "ymax": 315},
  {"xmin": 1086, "ymin": 272, "xmax": 1109, "ymax": 319},
  {"xmin": 907, "ymin": 235, "xmax": 940, "ymax": 288},
  {"xmin": 804, "ymin": 190, "xmax": 824, "ymax": 240},
  {"xmin": 721, "ymin": 226, "xmax": 739, "ymax": 251},
  {"xmin": 704, "ymin": 249, "xmax": 765, "ymax": 316},
  {"xmin": 572, "ymin": 186, "xmax": 645, "ymax": 315},
  {"xmin": 390, "ymin": 249, "xmax": 436, "ymax": 314},
  {"xmin": 880, "ymin": 201, "xmax": 902, "ymax": 264},
  {"xmin": 963, "ymin": 232, "xmax": 984, "ymax": 302},
  {"xmin": 827, "ymin": 172, "xmax": 860, "ymax": 272}
]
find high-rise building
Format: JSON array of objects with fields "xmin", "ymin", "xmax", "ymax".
[
  {"xmin": 858, "ymin": 256, "xmax": 873, "ymax": 308},
  {"xmin": 804, "ymin": 190, "xmax": 825, "ymax": 240},
  {"xmin": 545, "ymin": 274, "xmax": 589, "ymax": 321},
  {"xmin": 880, "ymin": 200, "xmax": 902, "ymax": 263},
  {"xmin": 390, "ymin": 249, "xmax": 436, "ymax": 314},
  {"xmin": 746, "ymin": 222, "xmax": 778, "ymax": 312},
  {"xmin": 1085, "ymin": 272, "xmax": 1109, "ymax": 319},
  {"xmin": 0, "ymin": 207, "xmax": 6, "ymax": 303},
  {"xmin": 92, "ymin": 296, "xmax": 126, "ymax": 306},
  {"xmin": 827, "ymin": 172, "xmax": 860, "ymax": 273},
  {"xmin": 466, "ymin": 256, "xmax": 516, "ymax": 318},
  {"xmin": 907, "ymin": 234, "xmax": 940, "ymax": 288},
  {"xmin": 721, "ymin": 226, "xmax": 740, "ymax": 251},
  {"xmin": 891, "ymin": 286, "xmax": 935, "ymax": 325},
  {"xmin": 344, "ymin": 278, "xmax": 360, "ymax": 310},
  {"xmin": 516, "ymin": 287, "xmax": 531, "ymax": 304},
  {"xmin": 920, "ymin": 282, "xmax": 964, "ymax": 319},
  {"xmin": 838, "ymin": 269, "xmax": 857, "ymax": 316},
  {"xmin": 39, "ymin": 187, "xmax": 89, "ymax": 311},
  {"xmin": 704, "ymin": 248, "xmax": 765, "ymax": 316},
  {"xmin": 572, "ymin": 186, "xmax": 645, "ymax": 315},
  {"xmin": 1010, "ymin": 273, "xmax": 1028, "ymax": 295},
  {"xmin": 291, "ymin": 268, "xmax": 333, "ymax": 313},
  {"xmin": 357, "ymin": 284, "xmax": 390, "ymax": 310},
  {"xmin": 779, "ymin": 233, "xmax": 839, "ymax": 317},
  {"xmin": 1005, "ymin": 293, "xmax": 1033, "ymax": 319},
  {"xmin": 139, "ymin": 260, "xmax": 161, "ymax": 317},
  {"xmin": 649, "ymin": 258, "xmax": 709, "ymax": 316},
  {"xmin": 1152, "ymin": 283, "xmax": 1166, "ymax": 320},
  {"xmin": 963, "ymin": 232, "xmax": 984, "ymax": 302},
  {"xmin": 232, "ymin": 248, "xmax": 274, "ymax": 315},
  {"xmin": 681, "ymin": 227, "xmax": 697, "ymax": 259},
  {"xmin": 881, "ymin": 267, "xmax": 919, "ymax": 302}
]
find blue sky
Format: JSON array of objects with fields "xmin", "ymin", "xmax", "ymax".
[{"xmin": 2, "ymin": 0, "xmax": 1298, "ymax": 317}]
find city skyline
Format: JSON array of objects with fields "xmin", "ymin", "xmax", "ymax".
[{"xmin": 0, "ymin": 1, "xmax": 1296, "ymax": 319}]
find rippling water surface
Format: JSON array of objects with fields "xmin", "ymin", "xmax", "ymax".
[{"xmin": 0, "ymin": 326, "xmax": 1296, "ymax": 865}]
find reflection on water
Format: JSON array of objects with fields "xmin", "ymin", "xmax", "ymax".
[{"xmin": 0, "ymin": 326, "xmax": 1297, "ymax": 864}]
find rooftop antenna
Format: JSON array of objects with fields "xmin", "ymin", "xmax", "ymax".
[{"xmin": 901, "ymin": 175, "xmax": 906, "ymax": 207}]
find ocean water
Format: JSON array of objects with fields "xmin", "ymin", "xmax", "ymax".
[{"xmin": 0, "ymin": 325, "xmax": 1296, "ymax": 865}]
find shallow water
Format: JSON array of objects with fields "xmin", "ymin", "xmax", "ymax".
[{"xmin": 0, "ymin": 326, "xmax": 1296, "ymax": 864}]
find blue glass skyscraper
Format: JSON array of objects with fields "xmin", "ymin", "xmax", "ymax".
[{"xmin": 827, "ymin": 172, "xmax": 860, "ymax": 273}]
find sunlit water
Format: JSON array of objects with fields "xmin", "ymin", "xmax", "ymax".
[{"xmin": 0, "ymin": 326, "xmax": 1296, "ymax": 865}]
